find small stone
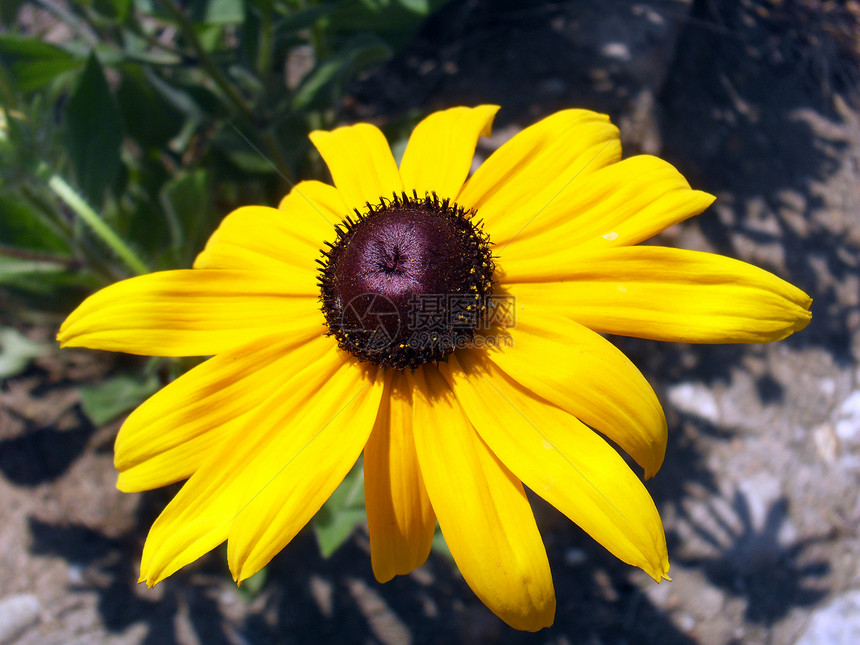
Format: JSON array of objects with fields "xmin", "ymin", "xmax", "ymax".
[
  {"xmin": 796, "ymin": 590, "xmax": 860, "ymax": 645},
  {"xmin": 563, "ymin": 548, "xmax": 587, "ymax": 566},
  {"xmin": 676, "ymin": 612, "xmax": 696, "ymax": 632},
  {"xmin": 601, "ymin": 42, "xmax": 631, "ymax": 60},
  {"xmin": 667, "ymin": 383, "xmax": 721, "ymax": 423},
  {"xmin": 813, "ymin": 423, "xmax": 839, "ymax": 464},
  {"xmin": 0, "ymin": 594, "xmax": 41, "ymax": 645},
  {"xmin": 834, "ymin": 391, "xmax": 860, "ymax": 441}
]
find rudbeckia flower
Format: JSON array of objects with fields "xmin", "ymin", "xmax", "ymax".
[{"xmin": 58, "ymin": 106, "xmax": 811, "ymax": 631}]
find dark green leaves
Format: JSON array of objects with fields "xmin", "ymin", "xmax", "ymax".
[
  {"xmin": 0, "ymin": 35, "xmax": 82, "ymax": 92},
  {"xmin": 79, "ymin": 372, "xmax": 161, "ymax": 426},
  {"xmin": 313, "ymin": 460, "xmax": 367, "ymax": 558},
  {"xmin": 63, "ymin": 53, "xmax": 124, "ymax": 206}
]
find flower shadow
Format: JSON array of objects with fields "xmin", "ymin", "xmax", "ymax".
[
  {"xmin": 658, "ymin": 0, "xmax": 858, "ymax": 367},
  {"xmin": 0, "ymin": 420, "xmax": 94, "ymax": 486},
  {"xmin": 670, "ymin": 491, "xmax": 831, "ymax": 625},
  {"xmin": 27, "ymin": 507, "xmax": 235, "ymax": 645}
]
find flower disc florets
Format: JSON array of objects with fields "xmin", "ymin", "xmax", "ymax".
[{"xmin": 318, "ymin": 191, "xmax": 494, "ymax": 370}]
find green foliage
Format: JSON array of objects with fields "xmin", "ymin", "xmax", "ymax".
[
  {"xmin": 0, "ymin": 327, "xmax": 53, "ymax": 378},
  {"xmin": 313, "ymin": 459, "xmax": 367, "ymax": 558},
  {"xmin": 64, "ymin": 53, "xmax": 124, "ymax": 206},
  {"xmin": 79, "ymin": 372, "xmax": 161, "ymax": 425},
  {"xmin": 0, "ymin": 0, "xmax": 449, "ymax": 311},
  {"xmin": 0, "ymin": 0, "xmax": 451, "ymax": 562}
]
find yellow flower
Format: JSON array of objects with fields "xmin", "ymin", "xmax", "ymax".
[{"xmin": 58, "ymin": 106, "xmax": 811, "ymax": 631}]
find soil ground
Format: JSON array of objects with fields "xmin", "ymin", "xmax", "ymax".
[{"xmin": 2, "ymin": 1, "xmax": 860, "ymax": 643}]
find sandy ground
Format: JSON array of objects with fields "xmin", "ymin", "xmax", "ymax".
[{"xmin": 2, "ymin": 1, "xmax": 859, "ymax": 643}]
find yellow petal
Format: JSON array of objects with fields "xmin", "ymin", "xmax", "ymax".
[
  {"xmin": 498, "ymin": 155, "xmax": 714, "ymax": 259},
  {"xmin": 399, "ymin": 105, "xmax": 499, "ymax": 202},
  {"xmin": 309, "ymin": 123, "xmax": 403, "ymax": 211},
  {"xmin": 410, "ymin": 365, "xmax": 555, "ymax": 631},
  {"xmin": 442, "ymin": 351, "xmax": 669, "ymax": 581},
  {"xmin": 194, "ymin": 186, "xmax": 337, "ymax": 272},
  {"xmin": 116, "ymin": 329, "xmax": 326, "ymax": 492},
  {"xmin": 277, "ymin": 179, "xmax": 344, "ymax": 224},
  {"xmin": 488, "ymin": 305, "xmax": 667, "ymax": 478},
  {"xmin": 504, "ymin": 246, "xmax": 813, "ymax": 343},
  {"xmin": 58, "ymin": 269, "xmax": 319, "ymax": 357},
  {"xmin": 226, "ymin": 358, "xmax": 384, "ymax": 582},
  {"xmin": 139, "ymin": 342, "xmax": 358, "ymax": 585},
  {"xmin": 457, "ymin": 109, "xmax": 621, "ymax": 245},
  {"xmin": 364, "ymin": 369, "xmax": 435, "ymax": 582}
]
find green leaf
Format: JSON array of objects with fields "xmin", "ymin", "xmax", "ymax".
[
  {"xmin": 159, "ymin": 169, "xmax": 214, "ymax": 261},
  {"xmin": 292, "ymin": 35, "xmax": 392, "ymax": 111},
  {"xmin": 0, "ymin": 256, "xmax": 70, "ymax": 284},
  {"xmin": 0, "ymin": 35, "xmax": 83, "ymax": 92},
  {"xmin": 273, "ymin": 4, "xmax": 333, "ymax": 36},
  {"xmin": 192, "ymin": 0, "xmax": 245, "ymax": 24},
  {"xmin": 79, "ymin": 372, "xmax": 161, "ymax": 426},
  {"xmin": 397, "ymin": 0, "xmax": 432, "ymax": 14},
  {"xmin": 116, "ymin": 66, "xmax": 184, "ymax": 148},
  {"xmin": 431, "ymin": 525, "xmax": 453, "ymax": 563},
  {"xmin": 313, "ymin": 460, "xmax": 366, "ymax": 558},
  {"xmin": 0, "ymin": 327, "xmax": 53, "ymax": 379},
  {"xmin": 236, "ymin": 567, "xmax": 267, "ymax": 599},
  {"xmin": 327, "ymin": 0, "xmax": 452, "ymax": 50},
  {"xmin": 63, "ymin": 53, "xmax": 124, "ymax": 206},
  {"xmin": 91, "ymin": 0, "xmax": 133, "ymax": 21},
  {"xmin": 0, "ymin": 195, "xmax": 71, "ymax": 255}
]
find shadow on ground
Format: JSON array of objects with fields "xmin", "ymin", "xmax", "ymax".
[{"xmin": 6, "ymin": 0, "xmax": 857, "ymax": 643}]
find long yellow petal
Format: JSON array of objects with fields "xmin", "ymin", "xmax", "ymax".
[
  {"xmin": 457, "ymin": 109, "xmax": 620, "ymax": 245},
  {"xmin": 277, "ymin": 179, "xmax": 344, "ymax": 224},
  {"xmin": 503, "ymin": 246, "xmax": 812, "ymax": 343},
  {"xmin": 194, "ymin": 186, "xmax": 337, "ymax": 272},
  {"xmin": 226, "ymin": 358, "xmax": 384, "ymax": 582},
  {"xmin": 399, "ymin": 105, "xmax": 499, "ymax": 202},
  {"xmin": 364, "ymin": 369, "xmax": 435, "ymax": 582},
  {"xmin": 309, "ymin": 123, "xmax": 403, "ymax": 211},
  {"xmin": 58, "ymin": 269, "xmax": 319, "ymax": 357},
  {"xmin": 498, "ymin": 155, "xmax": 714, "ymax": 259},
  {"xmin": 116, "ymin": 330, "xmax": 326, "ymax": 492},
  {"xmin": 488, "ymin": 306, "xmax": 667, "ymax": 478},
  {"xmin": 442, "ymin": 351, "xmax": 669, "ymax": 581},
  {"xmin": 411, "ymin": 365, "xmax": 555, "ymax": 631},
  {"xmin": 138, "ymin": 343, "xmax": 358, "ymax": 585}
]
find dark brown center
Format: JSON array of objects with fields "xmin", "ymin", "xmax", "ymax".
[{"xmin": 318, "ymin": 192, "xmax": 494, "ymax": 369}]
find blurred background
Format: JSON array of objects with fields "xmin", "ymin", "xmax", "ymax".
[{"xmin": 1, "ymin": 0, "xmax": 859, "ymax": 643}]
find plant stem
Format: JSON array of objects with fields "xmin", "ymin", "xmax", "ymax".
[
  {"xmin": 47, "ymin": 173, "xmax": 150, "ymax": 276},
  {"xmin": 256, "ymin": 0, "xmax": 275, "ymax": 80},
  {"xmin": 161, "ymin": 0, "xmax": 257, "ymax": 124}
]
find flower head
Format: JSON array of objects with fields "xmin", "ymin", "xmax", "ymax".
[{"xmin": 58, "ymin": 106, "xmax": 811, "ymax": 631}]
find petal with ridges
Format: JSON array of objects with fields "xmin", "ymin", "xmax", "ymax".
[
  {"xmin": 498, "ymin": 156, "xmax": 714, "ymax": 259},
  {"xmin": 488, "ymin": 307, "xmax": 667, "ymax": 478},
  {"xmin": 227, "ymin": 359, "xmax": 383, "ymax": 582},
  {"xmin": 277, "ymin": 179, "xmax": 344, "ymax": 226},
  {"xmin": 503, "ymin": 246, "xmax": 812, "ymax": 343},
  {"xmin": 58, "ymin": 269, "xmax": 319, "ymax": 357},
  {"xmin": 309, "ymin": 123, "xmax": 403, "ymax": 211},
  {"xmin": 411, "ymin": 365, "xmax": 555, "ymax": 631},
  {"xmin": 399, "ymin": 105, "xmax": 499, "ymax": 202},
  {"xmin": 116, "ymin": 329, "xmax": 326, "ymax": 492},
  {"xmin": 457, "ymin": 109, "xmax": 620, "ymax": 245},
  {"xmin": 442, "ymin": 351, "xmax": 669, "ymax": 581},
  {"xmin": 194, "ymin": 188, "xmax": 336, "ymax": 272},
  {"xmin": 364, "ymin": 369, "xmax": 435, "ymax": 582},
  {"xmin": 139, "ymin": 342, "xmax": 356, "ymax": 586}
]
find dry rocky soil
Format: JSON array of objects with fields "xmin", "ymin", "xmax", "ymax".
[{"xmin": 2, "ymin": 1, "xmax": 860, "ymax": 643}]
